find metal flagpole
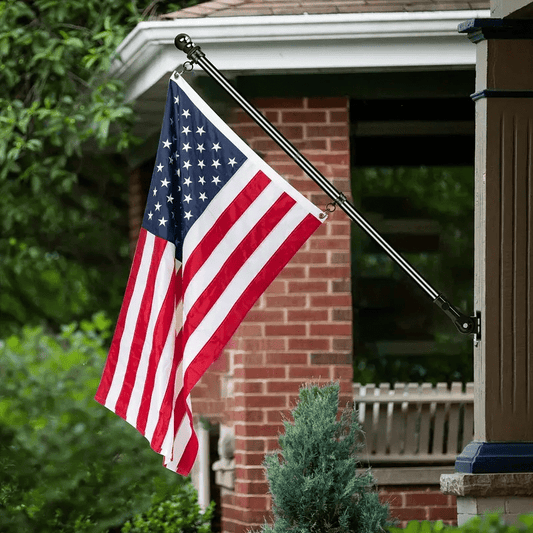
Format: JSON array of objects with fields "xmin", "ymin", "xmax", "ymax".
[{"xmin": 174, "ymin": 34, "xmax": 480, "ymax": 340}]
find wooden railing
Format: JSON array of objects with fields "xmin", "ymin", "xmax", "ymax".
[{"xmin": 353, "ymin": 382, "xmax": 474, "ymax": 464}]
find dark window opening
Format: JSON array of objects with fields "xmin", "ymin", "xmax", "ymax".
[{"xmin": 350, "ymin": 97, "xmax": 474, "ymax": 385}]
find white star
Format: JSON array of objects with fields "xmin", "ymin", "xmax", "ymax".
[
  {"xmin": 161, "ymin": 178, "xmax": 170, "ymax": 188},
  {"xmin": 157, "ymin": 163, "xmax": 164, "ymax": 172},
  {"xmin": 196, "ymin": 126, "xmax": 205, "ymax": 136},
  {"xmin": 174, "ymin": 96, "xmax": 179, "ymax": 104},
  {"xmin": 163, "ymin": 139, "xmax": 171, "ymax": 149},
  {"xmin": 170, "ymin": 117, "xmax": 174, "ymax": 125},
  {"xmin": 169, "ymin": 156, "xmax": 173, "ymax": 164},
  {"xmin": 212, "ymin": 176, "xmax": 221, "ymax": 185},
  {"xmin": 197, "ymin": 143, "xmax": 205, "ymax": 153},
  {"xmin": 183, "ymin": 177, "xmax": 192, "ymax": 186},
  {"xmin": 158, "ymin": 217, "xmax": 167, "ymax": 226},
  {"xmin": 174, "ymin": 151, "xmax": 179, "ymax": 159},
  {"xmin": 153, "ymin": 187, "xmax": 157, "ymax": 196},
  {"xmin": 167, "ymin": 194, "xmax": 174, "ymax": 203},
  {"xmin": 199, "ymin": 192, "xmax": 207, "ymax": 202},
  {"xmin": 154, "ymin": 202, "xmax": 162, "ymax": 211},
  {"xmin": 212, "ymin": 142, "xmax": 221, "ymax": 152},
  {"xmin": 184, "ymin": 194, "xmax": 192, "ymax": 204},
  {"xmin": 182, "ymin": 126, "xmax": 191, "ymax": 135},
  {"xmin": 182, "ymin": 143, "xmax": 191, "ymax": 152},
  {"xmin": 182, "ymin": 109, "xmax": 191, "ymax": 118},
  {"xmin": 184, "ymin": 211, "xmax": 193, "ymax": 220},
  {"xmin": 183, "ymin": 160, "xmax": 192, "ymax": 170},
  {"xmin": 228, "ymin": 158, "xmax": 237, "ymax": 167},
  {"xmin": 176, "ymin": 168, "xmax": 180, "ymax": 177},
  {"xmin": 198, "ymin": 176, "xmax": 206, "ymax": 185},
  {"xmin": 212, "ymin": 159, "xmax": 221, "ymax": 169},
  {"xmin": 198, "ymin": 160, "xmax": 205, "ymax": 169},
  {"xmin": 148, "ymin": 211, "xmax": 153, "ymax": 220}
]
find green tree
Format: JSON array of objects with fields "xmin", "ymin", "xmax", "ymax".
[
  {"xmin": 121, "ymin": 480, "xmax": 214, "ymax": 533},
  {"xmin": 0, "ymin": 313, "xmax": 184, "ymax": 533},
  {"xmin": 254, "ymin": 383, "xmax": 389, "ymax": 533},
  {"xmin": 0, "ymin": 0, "xmax": 202, "ymax": 337}
]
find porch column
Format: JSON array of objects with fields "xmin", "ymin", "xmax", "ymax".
[{"xmin": 441, "ymin": 18, "xmax": 533, "ymax": 525}]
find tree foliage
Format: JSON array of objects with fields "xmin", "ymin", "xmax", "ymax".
[
  {"xmin": 0, "ymin": 0, "xmax": 202, "ymax": 337},
  {"xmin": 0, "ymin": 313, "xmax": 184, "ymax": 532},
  {"xmin": 254, "ymin": 383, "xmax": 389, "ymax": 533},
  {"xmin": 121, "ymin": 481, "xmax": 214, "ymax": 533}
]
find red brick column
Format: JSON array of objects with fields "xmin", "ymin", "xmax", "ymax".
[{"xmin": 208, "ymin": 96, "xmax": 354, "ymax": 533}]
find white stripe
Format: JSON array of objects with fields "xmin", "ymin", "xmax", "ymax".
[
  {"xmin": 141, "ymin": 324, "xmax": 177, "ymax": 444},
  {"xmin": 174, "ymin": 260, "xmax": 184, "ymax": 334},
  {"xmin": 162, "ymin": 396, "xmax": 193, "ymax": 470},
  {"xmin": 126, "ymin": 242, "xmax": 175, "ymax": 424},
  {"xmin": 105, "ymin": 232, "xmax": 155, "ymax": 410},
  {"xmin": 182, "ymin": 200, "xmax": 310, "ymax": 370},
  {"xmin": 183, "ymin": 180, "xmax": 283, "ymax": 319}
]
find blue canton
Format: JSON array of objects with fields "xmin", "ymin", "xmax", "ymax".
[{"xmin": 142, "ymin": 80, "xmax": 247, "ymax": 262}]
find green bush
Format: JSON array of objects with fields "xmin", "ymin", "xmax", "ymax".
[
  {"xmin": 0, "ymin": 313, "xmax": 182, "ymax": 533},
  {"xmin": 389, "ymin": 513, "xmax": 533, "ymax": 532},
  {"xmin": 254, "ymin": 382, "xmax": 389, "ymax": 533},
  {"xmin": 121, "ymin": 480, "xmax": 214, "ymax": 533}
]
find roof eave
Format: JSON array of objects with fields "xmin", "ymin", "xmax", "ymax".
[{"xmin": 112, "ymin": 9, "xmax": 489, "ymax": 103}]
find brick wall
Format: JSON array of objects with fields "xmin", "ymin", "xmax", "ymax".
[
  {"xmin": 192, "ymin": 94, "xmax": 354, "ymax": 533},
  {"xmin": 381, "ymin": 486, "xmax": 458, "ymax": 528}
]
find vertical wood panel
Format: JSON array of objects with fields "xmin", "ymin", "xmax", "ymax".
[{"xmin": 478, "ymin": 98, "xmax": 533, "ymax": 441}]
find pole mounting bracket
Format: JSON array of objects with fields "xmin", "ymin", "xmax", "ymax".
[{"xmin": 433, "ymin": 294, "xmax": 481, "ymax": 340}]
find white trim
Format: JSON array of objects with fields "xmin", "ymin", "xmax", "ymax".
[
  {"xmin": 112, "ymin": 10, "xmax": 489, "ymax": 102},
  {"xmin": 197, "ymin": 424, "xmax": 210, "ymax": 511}
]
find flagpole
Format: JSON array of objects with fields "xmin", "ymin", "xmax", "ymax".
[{"xmin": 174, "ymin": 34, "xmax": 480, "ymax": 340}]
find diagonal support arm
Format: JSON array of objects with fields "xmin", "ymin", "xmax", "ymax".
[{"xmin": 174, "ymin": 33, "xmax": 480, "ymax": 340}]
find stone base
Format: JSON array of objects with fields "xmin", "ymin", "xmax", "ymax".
[
  {"xmin": 441, "ymin": 473, "xmax": 533, "ymax": 526},
  {"xmin": 457, "ymin": 496, "xmax": 533, "ymax": 526}
]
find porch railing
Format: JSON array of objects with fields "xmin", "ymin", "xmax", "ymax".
[{"xmin": 353, "ymin": 382, "xmax": 474, "ymax": 465}]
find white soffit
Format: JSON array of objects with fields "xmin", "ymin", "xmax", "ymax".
[{"xmin": 112, "ymin": 9, "xmax": 489, "ymax": 103}]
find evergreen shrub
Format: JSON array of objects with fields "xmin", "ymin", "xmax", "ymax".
[{"xmin": 253, "ymin": 382, "xmax": 389, "ymax": 533}]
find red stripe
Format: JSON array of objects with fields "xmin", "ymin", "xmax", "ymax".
[
  {"xmin": 183, "ymin": 192, "xmax": 296, "ymax": 340},
  {"xmin": 184, "ymin": 212, "xmax": 321, "ymax": 394},
  {"xmin": 136, "ymin": 269, "xmax": 181, "ymax": 435},
  {"xmin": 150, "ymin": 329, "xmax": 184, "ymax": 452},
  {"xmin": 95, "ymin": 228, "xmax": 148, "ymax": 405},
  {"xmin": 182, "ymin": 170, "xmax": 271, "ymax": 293},
  {"xmin": 114, "ymin": 236, "xmax": 168, "ymax": 419},
  {"xmin": 176, "ymin": 402, "xmax": 199, "ymax": 476}
]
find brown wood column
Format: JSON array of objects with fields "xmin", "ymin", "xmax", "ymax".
[
  {"xmin": 456, "ymin": 18, "xmax": 533, "ymax": 471},
  {"xmin": 477, "ymin": 95, "xmax": 533, "ymax": 441}
]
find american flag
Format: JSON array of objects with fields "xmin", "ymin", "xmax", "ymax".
[{"xmin": 95, "ymin": 74, "xmax": 325, "ymax": 475}]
